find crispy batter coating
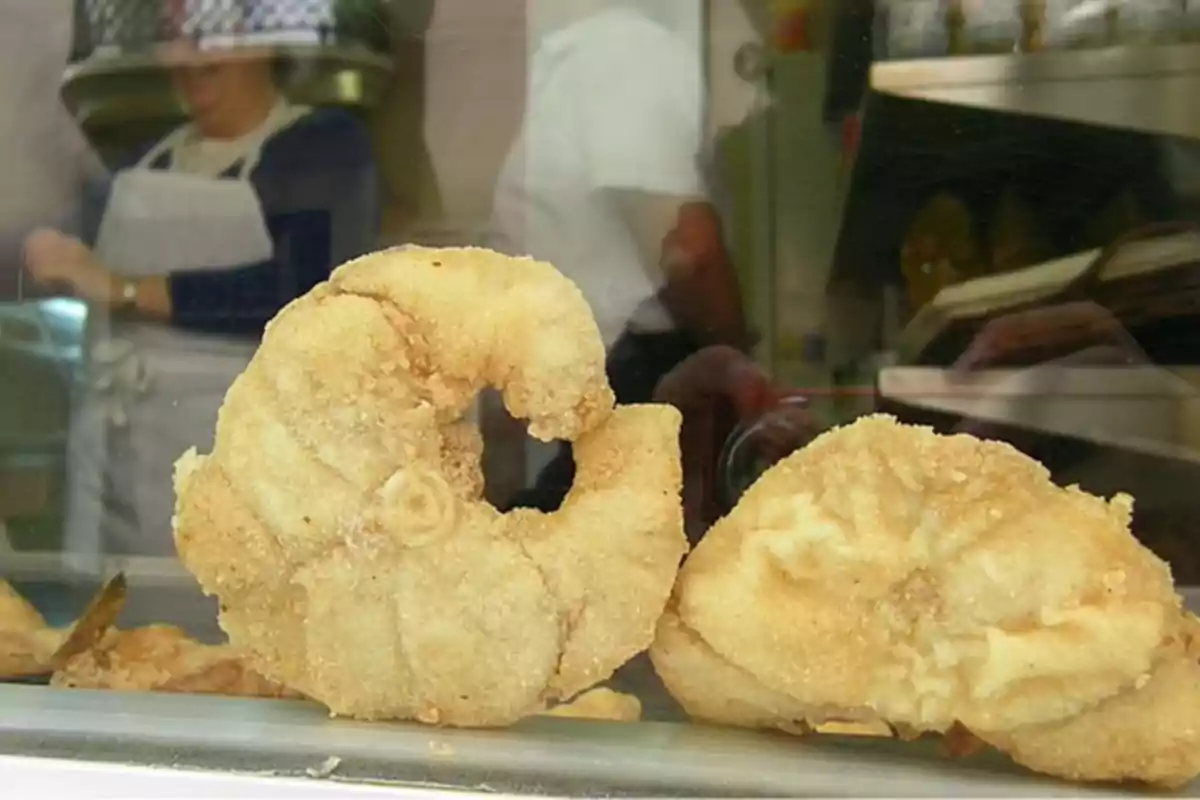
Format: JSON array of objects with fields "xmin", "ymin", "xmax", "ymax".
[
  {"xmin": 51, "ymin": 624, "xmax": 297, "ymax": 698},
  {"xmin": 652, "ymin": 608, "xmax": 815, "ymax": 734},
  {"xmin": 174, "ymin": 246, "xmax": 687, "ymax": 725},
  {"xmin": 651, "ymin": 608, "xmax": 884, "ymax": 736},
  {"xmin": 652, "ymin": 414, "xmax": 1194, "ymax": 787},
  {"xmin": 1, "ymin": 580, "xmax": 288, "ymax": 698},
  {"xmin": 500, "ymin": 405, "xmax": 689, "ymax": 702},
  {"xmin": 0, "ymin": 579, "xmax": 46, "ymax": 633},
  {"xmin": 543, "ymin": 687, "xmax": 643, "ymax": 722},
  {"xmin": 978, "ymin": 614, "xmax": 1200, "ymax": 788},
  {"xmin": 0, "ymin": 579, "xmax": 64, "ymax": 679}
]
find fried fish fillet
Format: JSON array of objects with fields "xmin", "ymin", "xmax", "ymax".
[
  {"xmin": 978, "ymin": 614, "xmax": 1200, "ymax": 788},
  {"xmin": 174, "ymin": 247, "xmax": 687, "ymax": 725},
  {"xmin": 51, "ymin": 624, "xmax": 298, "ymax": 699},
  {"xmin": 652, "ymin": 414, "xmax": 1197, "ymax": 787},
  {"xmin": 0, "ymin": 579, "xmax": 64, "ymax": 679},
  {"xmin": 0, "ymin": 579, "xmax": 46, "ymax": 633}
]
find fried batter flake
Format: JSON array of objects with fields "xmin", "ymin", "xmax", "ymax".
[{"xmin": 51, "ymin": 624, "xmax": 297, "ymax": 699}]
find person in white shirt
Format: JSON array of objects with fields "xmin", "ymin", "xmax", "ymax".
[{"xmin": 491, "ymin": 0, "xmax": 749, "ymax": 511}]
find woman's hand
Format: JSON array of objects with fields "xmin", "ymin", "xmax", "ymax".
[
  {"xmin": 23, "ymin": 228, "xmax": 116, "ymax": 305},
  {"xmin": 653, "ymin": 345, "xmax": 782, "ymax": 542}
]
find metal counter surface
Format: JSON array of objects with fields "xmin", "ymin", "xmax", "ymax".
[
  {"xmin": 0, "ymin": 753, "xmax": 415, "ymax": 798},
  {"xmin": 3, "ymin": 556, "xmax": 1197, "ymax": 796},
  {"xmin": 0, "ymin": 685, "xmax": 1144, "ymax": 798}
]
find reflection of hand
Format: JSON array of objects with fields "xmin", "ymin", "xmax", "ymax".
[
  {"xmin": 653, "ymin": 345, "xmax": 780, "ymax": 541},
  {"xmin": 948, "ymin": 301, "xmax": 1147, "ymax": 446},
  {"xmin": 23, "ymin": 228, "xmax": 115, "ymax": 305},
  {"xmin": 654, "ymin": 345, "xmax": 776, "ymax": 416},
  {"xmin": 952, "ymin": 301, "xmax": 1142, "ymax": 374}
]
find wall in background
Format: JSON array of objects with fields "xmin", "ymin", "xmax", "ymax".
[{"xmin": 374, "ymin": 0, "xmax": 526, "ymax": 244}]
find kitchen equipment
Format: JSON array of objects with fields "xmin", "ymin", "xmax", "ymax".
[
  {"xmin": 886, "ymin": 226, "xmax": 1200, "ymax": 580},
  {"xmin": 900, "ymin": 224, "xmax": 1200, "ymax": 366},
  {"xmin": 877, "ymin": 361, "xmax": 1200, "ymax": 581}
]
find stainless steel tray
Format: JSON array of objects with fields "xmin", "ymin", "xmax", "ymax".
[
  {"xmin": 4, "ymin": 555, "xmax": 1196, "ymax": 796},
  {"xmin": 0, "ymin": 686, "xmax": 1147, "ymax": 798}
]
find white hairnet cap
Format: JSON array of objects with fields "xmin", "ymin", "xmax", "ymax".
[{"xmin": 164, "ymin": 0, "xmax": 336, "ymax": 49}]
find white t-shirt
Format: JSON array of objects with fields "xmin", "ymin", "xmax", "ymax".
[{"xmin": 489, "ymin": 7, "xmax": 707, "ymax": 350}]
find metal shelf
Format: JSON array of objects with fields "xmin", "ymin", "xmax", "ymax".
[
  {"xmin": 0, "ymin": 685, "xmax": 1137, "ymax": 797},
  {"xmin": 871, "ymin": 43, "xmax": 1200, "ymax": 140}
]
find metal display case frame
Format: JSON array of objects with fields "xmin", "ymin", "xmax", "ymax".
[
  {"xmin": 2, "ymin": 555, "xmax": 1198, "ymax": 796},
  {"xmin": 8, "ymin": 10, "xmax": 1200, "ymax": 799}
]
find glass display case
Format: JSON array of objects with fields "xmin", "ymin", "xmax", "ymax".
[{"xmin": 4, "ymin": 0, "xmax": 1200, "ymax": 795}]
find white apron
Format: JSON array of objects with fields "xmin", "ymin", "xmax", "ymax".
[{"xmin": 64, "ymin": 104, "xmax": 310, "ymax": 559}]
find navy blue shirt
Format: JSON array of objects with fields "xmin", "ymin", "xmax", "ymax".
[{"xmin": 83, "ymin": 108, "xmax": 381, "ymax": 337}]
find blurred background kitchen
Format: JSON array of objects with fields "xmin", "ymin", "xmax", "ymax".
[{"xmin": 6, "ymin": 0, "xmax": 1200, "ymax": 608}]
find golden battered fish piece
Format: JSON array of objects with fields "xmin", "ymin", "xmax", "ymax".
[
  {"xmin": 502, "ymin": 404, "xmax": 689, "ymax": 701},
  {"xmin": 2, "ymin": 578, "xmax": 289, "ymax": 700},
  {"xmin": 439, "ymin": 421, "xmax": 485, "ymax": 500},
  {"xmin": 0, "ymin": 579, "xmax": 64, "ymax": 679},
  {"xmin": 653, "ymin": 415, "xmax": 1192, "ymax": 786},
  {"xmin": 979, "ymin": 614, "xmax": 1200, "ymax": 788},
  {"xmin": 650, "ymin": 608, "xmax": 889, "ymax": 736},
  {"xmin": 174, "ymin": 247, "xmax": 686, "ymax": 726},
  {"xmin": 543, "ymin": 687, "xmax": 643, "ymax": 722},
  {"xmin": 0, "ymin": 579, "xmax": 46, "ymax": 633},
  {"xmin": 651, "ymin": 608, "xmax": 819, "ymax": 734},
  {"xmin": 0, "ymin": 628, "xmax": 63, "ymax": 679},
  {"xmin": 51, "ymin": 624, "xmax": 297, "ymax": 699}
]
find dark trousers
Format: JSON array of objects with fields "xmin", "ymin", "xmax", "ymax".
[{"xmin": 503, "ymin": 329, "xmax": 699, "ymax": 512}]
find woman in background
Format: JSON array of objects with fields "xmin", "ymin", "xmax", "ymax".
[{"xmin": 24, "ymin": 8, "xmax": 380, "ymax": 557}]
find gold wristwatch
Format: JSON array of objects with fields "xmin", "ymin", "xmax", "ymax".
[{"xmin": 117, "ymin": 278, "xmax": 138, "ymax": 313}]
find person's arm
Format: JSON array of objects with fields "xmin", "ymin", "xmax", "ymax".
[
  {"xmin": 149, "ymin": 111, "xmax": 380, "ymax": 335},
  {"xmin": 577, "ymin": 30, "xmax": 750, "ymax": 349},
  {"xmin": 157, "ymin": 212, "xmax": 326, "ymax": 334},
  {"xmin": 94, "ymin": 142, "xmax": 168, "ymax": 317},
  {"xmin": 611, "ymin": 190, "xmax": 750, "ymax": 349}
]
